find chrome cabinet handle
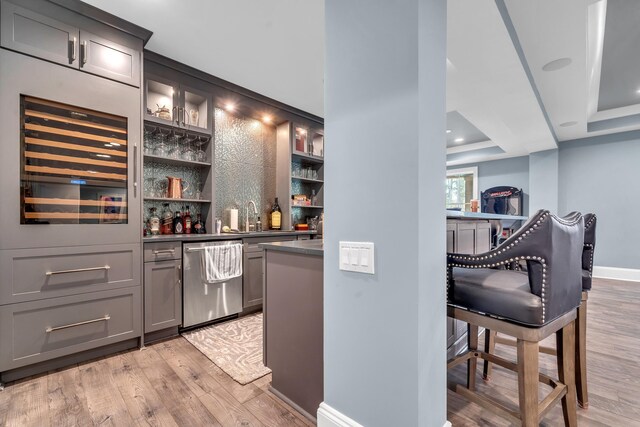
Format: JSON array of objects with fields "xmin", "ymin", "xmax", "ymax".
[
  {"xmin": 46, "ymin": 315, "xmax": 110, "ymax": 333},
  {"xmin": 174, "ymin": 106, "xmax": 179, "ymax": 125},
  {"xmin": 70, "ymin": 37, "xmax": 77, "ymax": 62},
  {"xmin": 133, "ymin": 142, "xmax": 138, "ymax": 197},
  {"xmin": 46, "ymin": 265, "xmax": 110, "ymax": 276},
  {"xmin": 180, "ymin": 107, "xmax": 185, "ymax": 126},
  {"xmin": 81, "ymin": 41, "xmax": 87, "ymax": 66},
  {"xmin": 153, "ymin": 249, "xmax": 175, "ymax": 255}
]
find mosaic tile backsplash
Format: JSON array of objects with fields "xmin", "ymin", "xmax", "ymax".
[{"xmin": 214, "ymin": 108, "xmax": 277, "ymax": 229}]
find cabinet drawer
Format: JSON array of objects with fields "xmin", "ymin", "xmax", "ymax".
[
  {"xmin": 0, "ymin": 244, "xmax": 140, "ymax": 305},
  {"xmin": 0, "ymin": 287, "xmax": 141, "ymax": 371},
  {"xmin": 144, "ymin": 241, "xmax": 182, "ymax": 262}
]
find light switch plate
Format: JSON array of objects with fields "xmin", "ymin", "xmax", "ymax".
[{"xmin": 339, "ymin": 241, "xmax": 375, "ymax": 274}]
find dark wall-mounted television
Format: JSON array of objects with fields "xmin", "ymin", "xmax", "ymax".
[{"xmin": 481, "ymin": 186, "xmax": 523, "ymax": 216}]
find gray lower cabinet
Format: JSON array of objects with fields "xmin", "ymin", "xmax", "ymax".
[
  {"xmin": 446, "ymin": 219, "xmax": 491, "ymax": 358},
  {"xmin": 242, "ymin": 235, "xmax": 298, "ymax": 310},
  {"xmin": 1, "ymin": 0, "xmax": 141, "ymax": 86},
  {"xmin": 0, "ymin": 286, "xmax": 141, "ymax": 372},
  {"xmin": 144, "ymin": 259, "xmax": 182, "ymax": 333}
]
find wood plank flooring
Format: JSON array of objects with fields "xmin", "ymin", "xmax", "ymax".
[
  {"xmin": 0, "ymin": 334, "xmax": 313, "ymax": 427},
  {"xmin": 0, "ymin": 278, "xmax": 638, "ymax": 426},
  {"xmin": 448, "ymin": 278, "xmax": 640, "ymax": 426}
]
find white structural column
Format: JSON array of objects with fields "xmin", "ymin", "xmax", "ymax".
[
  {"xmin": 529, "ymin": 149, "xmax": 559, "ymax": 214},
  {"xmin": 322, "ymin": 1, "xmax": 447, "ymax": 426}
]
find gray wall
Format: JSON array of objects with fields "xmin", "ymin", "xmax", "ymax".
[
  {"xmin": 324, "ymin": 0, "xmax": 447, "ymax": 426},
  {"xmin": 559, "ymin": 131, "xmax": 640, "ymax": 269},
  {"xmin": 449, "ymin": 155, "xmax": 530, "ymax": 215},
  {"xmin": 529, "ymin": 149, "xmax": 559, "ymax": 214}
]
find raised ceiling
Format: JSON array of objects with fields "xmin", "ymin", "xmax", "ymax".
[
  {"xmin": 448, "ymin": 0, "xmax": 640, "ymax": 165},
  {"xmin": 446, "ymin": 111, "xmax": 490, "ymax": 148}
]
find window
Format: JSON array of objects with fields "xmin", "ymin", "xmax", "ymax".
[{"xmin": 446, "ymin": 167, "xmax": 478, "ymax": 211}]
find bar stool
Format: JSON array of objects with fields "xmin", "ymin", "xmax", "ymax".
[
  {"xmin": 484, "ymin": 212, "xmax": 596, "ymax": 409},
  {"xmin": 447, "ymin": 210, "xmax": 584, "ymax": 426}
]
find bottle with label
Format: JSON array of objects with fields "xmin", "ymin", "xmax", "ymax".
[
  {"xmin": 173, "ymin": 210, "xmax": 183, "ymax": 234},
  {"xmin": 271, "ymin": 197, "xmax": 282, "ymax": 230},
  {"xmin": 193, "ymin": 213, "xmax": 203, "ymax": 234},
  {"xmin": 256, "ymin": 216, "xmax": 262, "ymax": 232},
  {"xmin": 183, "ymin": 205, "xmax": 192, "ymax": 234},
  {"xmin": 161, "ymin": 203, "xmax": 173, "ymax": 234},
  {"xmin": 148, "ymin": 207, "xmax": 160, "ymax": 235}
]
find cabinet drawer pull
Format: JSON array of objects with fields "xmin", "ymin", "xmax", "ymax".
[
  {"xmin": 46, "ymin": 315, "xmax": 110, "ymax": 333},
  {"xmin": 153, "ymin": 249, "xmax": 175, "ymax": 255},
  {"xmin": 81, "ymin": 40, "xmax": 88, "ymax": 66},
  {"xmin": 46, "ymin": 265, "xmax": 110, "ymax": 276}
]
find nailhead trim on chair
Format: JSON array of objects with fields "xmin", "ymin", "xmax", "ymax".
[{"xmin": 447, "ymin": 256, "xmax": 548, "ymax": 323}]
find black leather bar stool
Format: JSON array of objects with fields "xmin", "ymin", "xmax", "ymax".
[
  {"xmin": 483, "ymin": 212, "xmax": 596, "ymax": 409},
  {"xmin": 447, "ymin": 210, "xmax": 584, "ymax": 427}
]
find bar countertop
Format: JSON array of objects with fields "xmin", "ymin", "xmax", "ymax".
[
  {"xmin": 446, "ymin": 210, "xmax": 528, "ymax": 221},
  {"xmin": 259, "ymin": 239, "xmax": 324, "ymax": 256},
  {"xmin": 143, "ymin": 230, "xmax": 316, "ymax": 242}
]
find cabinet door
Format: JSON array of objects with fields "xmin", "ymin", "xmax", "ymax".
[
  {"xmin": 1, "ymin": 0, "xmax": 78, "ymax": 68},
  {"xmin": 144, "ymin": 259, "xmax": 181, "ymax": 333},
  {"xmin": 0, "ymin": 49, "xmax": 141, "ymax": 250},
  {"xmin": 180, "ymin": 84, "xmax": 212, "ymax": 134},
  {"xmin": 455, "ymin": 222, "xmax": 476, "ymax": 254},
  {"xmin": 446, "ymin": 222, "xmax": 456, "ymax": 252},
  {"xmin": 144, "ymin": 71, "xmax": 180, "ymax": 127},
  {"xmin": 475, "ymin": 221, "xmax": 491, "ymax": 254},
  {"xmin": 79, "ymin": 30, "xmax": 140, "ymax": 87},
  {"xmin": 243, "ymin": 250, "xmax": 264, "ymax": 309}
]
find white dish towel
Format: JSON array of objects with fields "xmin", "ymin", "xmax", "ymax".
[{"xmin": 201, "ymin": 243, "xmax": 243, "ymax": 283}]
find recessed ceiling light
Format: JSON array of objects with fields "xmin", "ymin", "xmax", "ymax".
[
  {"xmin": 636, "ymin": 89, "xmax": 640, "ymax": 94},
  {"xmin": 225, "ymin": 103, "xmax": 235, "ymax": 112},
  {"xmin": 559, "ymin": 121, "xmax": 578, "ymax": 127},
  {"xmin": 262, "ymin": 115, "xmax": 272, "ymax": 124},
  {"xmin": 454, "ymin": 137, "xmax": 465, "ymax": 143},
  {"xmin": 446, "ymin": 129, "xmax": 452, "ymax": 134},
  {"xmin": 542, "ymin": 57, "xmax": 572, "ymax": 72}
]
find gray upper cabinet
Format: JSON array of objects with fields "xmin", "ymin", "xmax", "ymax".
[
  {"xmin": 144, "ymin": 59, "xmax": 213, "ymax": 134},
  {"xmin": 1, "ymin": 1, "xmax": 77, "ymax": 68},
  {"xmin": 0, "ymin": 0, "xmax": 141, "ymax": 87},
  {"xmin": 79, "ymin": 30, "xmax": 140, "ymax": 87}
]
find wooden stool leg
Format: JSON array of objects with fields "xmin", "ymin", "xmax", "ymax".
[
  {"xmin": 467, "ymin": 323, "xmax": 479, "ymax": 391},
  {"xmin": 576, "ymin": 299, "xmax": 589, "ymax": 409},
  {"xmin": 517, "ymin": 339, "xmax": 539, "ymax": 427},
  {"xmin": 483, "ymin": 329, "xmax": 496, "ymax": 381},
  {"xmin": 557, "ymin": 321, "xmax": 578, "ymax": 427}
]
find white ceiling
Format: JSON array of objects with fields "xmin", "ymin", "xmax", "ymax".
[
  {"xmin": 83, "ymin": 0, "xmax": 325, "ymax": 118},
  {"xmin": 85, "ymin": 0, "xmax": 639, "ymax": 165}
]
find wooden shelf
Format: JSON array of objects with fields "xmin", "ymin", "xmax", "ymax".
[
  {"xmin": 143, "ymin": 119, "xmax": 212, "ymax": 138},
  {"xmin": 144, "ymin": 197, "xmax": 211, "ymax": 203},
  {"xmin": 143, "ymin": 154, "xmax": 211, "ymax": 168},
  {"xmin": 291, "ymin": 204, "xmax": 324, "ymax": 209},
  {"xmin": 292, "ymin": 152, "xmax": 324, "ymax": 165},
  {"xmin": 291, "ymin": 176, "xmax": 324, "ymax": 184}
]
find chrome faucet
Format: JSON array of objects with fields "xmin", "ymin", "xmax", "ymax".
[{"xmin": 246, "ymin": 200, "xmax": 258, "ymax": 232}]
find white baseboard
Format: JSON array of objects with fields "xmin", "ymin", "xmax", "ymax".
[
  {"xmin": 317, "ymin": 402, "xmax": 451, "ymax": 427},
  {"xmin": 317, "ymin": 403, "xmax": 363, "ymax": 427},
  {"xmin": 593, "ymin": 266, "xmax": 640, "ymax": 282}
]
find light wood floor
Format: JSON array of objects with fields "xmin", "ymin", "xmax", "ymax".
[
  {"xmin": 448, "ymin": 278, "xmax": 640, "ymax": 426},
  {"xmin": 0, "ymin": 335, "xmax": 313, "ymax": 427},
  {"xmin": 1, "ymin": 278, "xmax": 638, "ymax": 426}
]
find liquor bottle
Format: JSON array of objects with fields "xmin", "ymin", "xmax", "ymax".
[
  {"xmin": 256, "ymin": 216, "xmax": 262, "ymax": 232},
  {"xmin": 173, "ymin": 210, "xmax": 183, "ymax": 234},
  {"xmin": 271, "ymin": 197, "xmax": 282, "ymax": 230},
  {"xmin": 193, "ymin": 213, "xmax": 203, "ymax": 234},
  {"xmin": 183, "ymin": 205, "xmax": 192, "ymax": 234},
  {"xmin": 161, "ymin": 203, "xmax": 173, "ymax": 234},
  {"xmin": 148, "ymin": 207, "xmax": 160, "ymax": 236}
]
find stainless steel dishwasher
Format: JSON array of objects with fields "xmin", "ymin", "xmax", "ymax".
[{"xmin": 182, "ymin": 240, "xmax": 243, "ymax": 328}]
